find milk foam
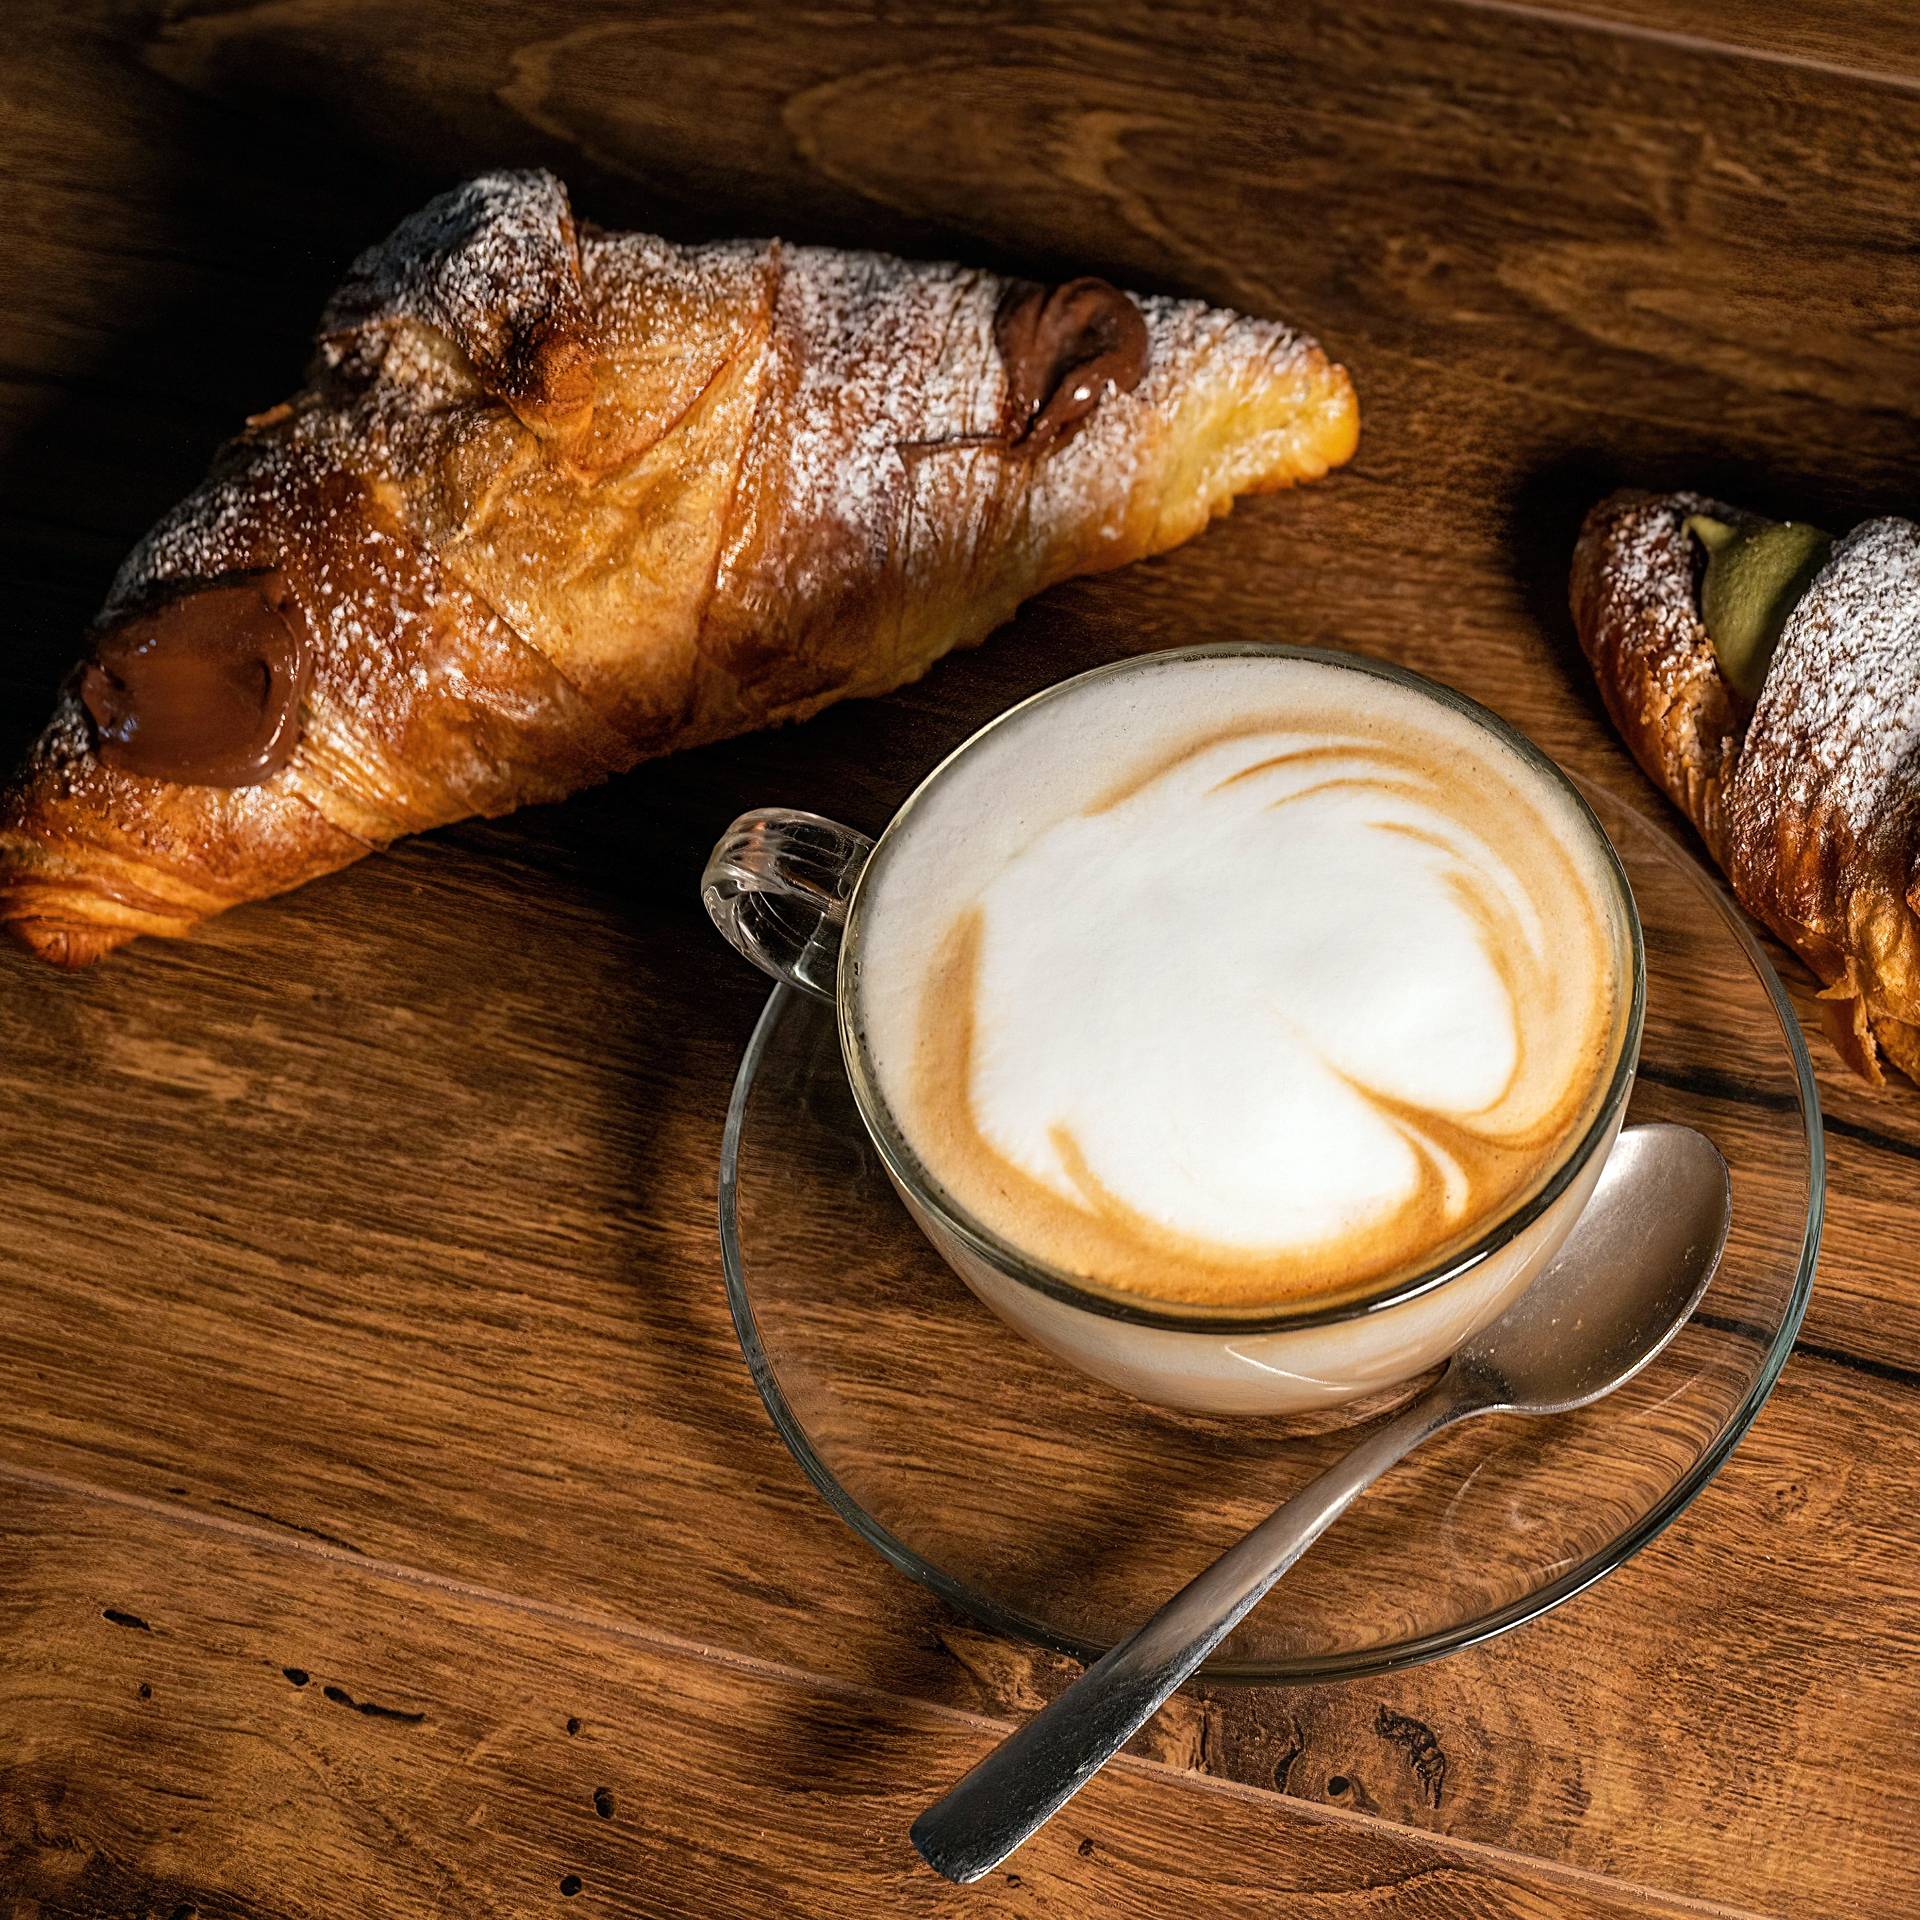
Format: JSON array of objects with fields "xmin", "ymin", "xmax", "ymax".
[{"xmin": 852, "ymin": 654, "xmax": 1627, "ymax": 1309}]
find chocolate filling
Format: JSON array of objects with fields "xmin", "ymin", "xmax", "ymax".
[
  {"xmin": 80, "ymin": 572, "xmax": 309, "ymax": 787},
  {"xmin": 994, "ymin": 277, "xmax": 1149, "ymax": 452}
]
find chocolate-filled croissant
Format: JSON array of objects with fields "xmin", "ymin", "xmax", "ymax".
[
  {"xmin": 0, "ymin": 170, "xmax": 1358, "ymax": 966},
  {"xmin": 1573, "ymin": 488, "xmax": 1920, "ymax": 1083}
]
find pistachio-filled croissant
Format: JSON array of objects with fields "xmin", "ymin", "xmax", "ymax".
[
  {"xmin": 1572, "ymin": 488, "xmax": 1920, "ymax": 1083},
  {"xmin": 0, "ymin": 171, "xmax": 1358, "ymax": 966}
]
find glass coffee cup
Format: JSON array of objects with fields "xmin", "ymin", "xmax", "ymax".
[{"xmin": 703, "ymin": 646, "xmax": 1645, "ymax": 1415}]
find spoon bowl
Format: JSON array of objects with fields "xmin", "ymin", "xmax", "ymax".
[{"xmin": 1465, "ymin": 1121, "xmax": 1732, "ymax": 1414}]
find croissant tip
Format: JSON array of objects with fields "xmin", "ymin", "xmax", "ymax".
[
  {"xmin": 1314, "ymin": 374, "xmax": 1361, "ymax": 474},
  {"xmin": 1, "ymin": 915, "xmax": 135, "ymax": 969}
]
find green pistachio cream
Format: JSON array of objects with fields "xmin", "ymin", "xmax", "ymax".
[{"xmin": 1684, "ymin": 512, "xmax": 1833, "ymax": 700}]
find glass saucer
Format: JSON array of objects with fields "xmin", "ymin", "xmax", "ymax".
[{"xmin": 718, "ymin": 780, "xmax": 1822, "ymax": 1680}]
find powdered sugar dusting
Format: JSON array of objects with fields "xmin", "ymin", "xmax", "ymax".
[
  {"xmin": 714, "ymin": 248, "xmax": 1323, "ymax": 625},
  {"xmin": 321, "ymin": 170, "xmax": 585, "ymax": 392},
  {"xmin": 4, "ymin": 165, "xmax": 1355, "ymax": 960},
  {"xmin": 1570, "ymin": 488, "xmax": 1768, "ymax": 864},
  {"xmin": 101, "ymin": 192, "xmax": 1337, "ymax": 762},
  {"xmin": 1581, "ymin": 491, "xmax": 1721, "ymax": 696},
  {"xmin": 1733, "ymin": 517, "xmax": 1920, "ymax": 855},
  {"xmin": 760, "ymin": 244, "xmax": 1004, "ymax": 603}
]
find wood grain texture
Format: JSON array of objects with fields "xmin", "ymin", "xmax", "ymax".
[
  {"xmin": 3, "ymin": 0, "xmax": 1920, "ymax": 1913},
  {"xmin": 7, "ymin": 1478, "xmax": 1747, "ymax": 1920},
  {"xmin": 1503, "ymin": 0, "xmax": 1920, "ymax": 88}
]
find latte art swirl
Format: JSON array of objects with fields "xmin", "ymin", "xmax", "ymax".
[{"xmin": 853, "ymin": 656, "xmax": 1628, "ymax": 1310}]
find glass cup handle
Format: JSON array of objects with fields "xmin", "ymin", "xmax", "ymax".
[{"xmin": 701, "ymin": 809, "xmax": 876, "ymax": 1002}]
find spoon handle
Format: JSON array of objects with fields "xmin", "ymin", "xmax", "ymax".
[{"xmin": 911, "ymin": 1371, "xmax": 1487, "ymax": 1884}]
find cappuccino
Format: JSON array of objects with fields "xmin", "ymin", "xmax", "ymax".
[{"xmin": 850, "ymin": 652, "xmax": 1629, "ymax": 1313}]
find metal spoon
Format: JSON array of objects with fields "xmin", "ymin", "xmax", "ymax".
[{"xmin": 912, "ymin": 1122, "xmax": 1731, "ymax": 1884}]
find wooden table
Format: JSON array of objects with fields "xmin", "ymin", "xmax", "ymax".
[{"xmin": 5, "ymin": 4, "xmax": 1919, "ymax": 1914}]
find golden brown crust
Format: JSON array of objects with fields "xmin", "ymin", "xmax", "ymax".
[
  {"xmin": 1568, "ymin": 489, "xmax": 1754, "ymax": 866},
  {"xmin": 1572, "ymin": 487, "xmax": 1920, "ymax": 1085},
  {"xmin": 0, "ymin": 171, "xmax": 1358, "ymax": 967},
  {"xmin": 1867, "ymin": 1008, "xmax": 1920, "ymax": 1084}
]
